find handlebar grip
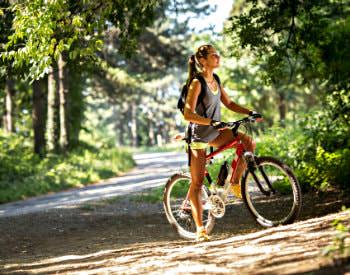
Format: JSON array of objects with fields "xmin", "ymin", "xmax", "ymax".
[{"xmin": 249, "ymin": 111, "xmax": 262, "ymax": 119}]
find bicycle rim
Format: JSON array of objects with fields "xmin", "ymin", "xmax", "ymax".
[
  {"xmin": 242, "ymin": 157, "xmax": 302, "ymax": 227},
  {"xmin": 163, "ymin": 173, "xmax": 215, "ymax": 239}
]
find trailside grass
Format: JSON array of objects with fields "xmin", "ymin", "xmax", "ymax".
[{"xmin": 0, "ymin": 134, "xmax": 135, "ymax": 203}]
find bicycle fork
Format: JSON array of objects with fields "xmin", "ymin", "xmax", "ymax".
[{"xmin": 244, "ymin": 152, "xmax": 276, "ymax": 196}]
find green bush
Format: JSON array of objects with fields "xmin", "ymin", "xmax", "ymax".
[
  {"xmin": 255, "ymin": 109, "xmax": 350, "ymax": 192},
  {"xmin": 0, "ymin": 131, "xmax": 135, "ymax": 203}
]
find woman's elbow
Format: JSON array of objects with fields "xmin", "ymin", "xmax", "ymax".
[{"xmin": 183, "ymin": 109, "xmax": 192, "ymax": 121}]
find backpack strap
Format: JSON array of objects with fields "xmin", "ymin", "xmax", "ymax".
[
  {"xmin": 194, "ymin": 75, "xmax": 208, "ymax": 118},
  {"xmin": 187, "ymin": 123, "xmax": 192, "ymax": 166}
]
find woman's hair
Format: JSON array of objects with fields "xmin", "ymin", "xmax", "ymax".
[{"xmin": 187, "ymin": 44, "xmax": 214, "ymax": 86}]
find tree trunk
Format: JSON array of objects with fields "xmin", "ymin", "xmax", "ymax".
[
  {"xmin": 130, "ymin": 102, "xmax": 138, "ymax": 147},
  {"xmin": 47, "ymin": 66, "xmax": 57, "ymax": 152},
  {"xmin": 58, "ymin": 53, "xmax": 68, "ymax": 151},
  {"xmin": 118, "ymin": 110, "xmax": 125, "ymax": 146},
  {"xmin": 148, "ymin": 119, "xmax": 155, "ymax": 146},
  {"xmin": 66, "ymin": 62, "xmax": 85, "ymax": 148},
  {"xmin": 112, "ymin": 105, "xmax": 122, "ymax": 146},
  {"xmin": 3, "ymin": 78, "xmax": 14, "ymax": 133},
  {"xmin": 156, "ymin": 125, "xmax": 163, "ymax": 147},
  {"xmin": 278, "ymin": 92, "xmax": 286, "ymax": 127},
  {"xmin": 32, "ymin": 78, "xmax": 46, "ymax": 156}
]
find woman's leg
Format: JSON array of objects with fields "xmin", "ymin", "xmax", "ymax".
[
  {"xmin": 188, "ymin": 148, "xmax": 206, "ymax": 230},
  {"xmin": 231, "ymin": 132, "xmax": 255, "ymax": 184}
]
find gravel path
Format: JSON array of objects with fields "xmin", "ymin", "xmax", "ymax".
[{"xmin": 0, "ymin": 152, "xmax": 187, "ymax": 217}]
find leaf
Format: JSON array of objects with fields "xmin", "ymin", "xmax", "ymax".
[
  {"xmin": 95, "ymin": 39, "xmax": 104, "ymax": 51},
  {"xmin": 72, "ymin": 16, "xmax": 83, "ymax": 27}
]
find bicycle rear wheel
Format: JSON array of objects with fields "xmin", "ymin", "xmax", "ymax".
[
  {"xmin": 163, "ymin": 173, "xmax": 215, "ymax": 239},
  {"xmin": 242, "ymin": 156, "xmax": 302, "ymax": 227}
]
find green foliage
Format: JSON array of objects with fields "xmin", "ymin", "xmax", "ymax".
[
  {"xmin": 255, "ymin": 108, "xmax": 350, "ymax": 191},
  {"xmin": 227, "ymin": 0, "xmax": 350, "ymax": 85},
  {"xmin": 0, "ymin": 130, "xmax": 135, "ymax": 203},
  {"xmin": 1, "ymin": 0, "xmax": 159, "ymax": 81},
  {"xmin": 226, "ymin": 0, "xmax": 350, "ymax": 126}
]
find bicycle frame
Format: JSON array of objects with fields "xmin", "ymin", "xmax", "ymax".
[
  {"xmin": 181, "ymin": 116, "xmax": 261, "ymax": 208},
  {"xmin": 204, "ymin": 134, "xmax": 245, "ymax": 185}
]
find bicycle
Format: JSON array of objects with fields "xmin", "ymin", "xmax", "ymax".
[{"xmin": 163, "ymin": 115, "xmax": 302, "ymax": 239}]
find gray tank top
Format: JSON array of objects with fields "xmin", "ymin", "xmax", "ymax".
[{"xmin": 190, "ymin": 79, "xmax": 221, "ymax": 143}]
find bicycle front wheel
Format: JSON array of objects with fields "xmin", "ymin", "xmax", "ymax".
[
  {"xmin": 242, "ymin": 156, "xmax": 302, "ymax": 227},
  {"xmin": 163, "ymin": 173, "xmax": 215, "ymax": 239}
]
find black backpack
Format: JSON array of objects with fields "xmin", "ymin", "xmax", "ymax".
[{"xmin": 177, "ymin": 74, "xmax": 221, "ymax": 116}]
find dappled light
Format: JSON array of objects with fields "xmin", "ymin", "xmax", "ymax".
[
  {"xmin": 2, "ymin": 211, "xmax": 349, "ymax": 274},
  {"xmin": 1, "ymin": 0, "xmax": 349, "ymax": 273}
]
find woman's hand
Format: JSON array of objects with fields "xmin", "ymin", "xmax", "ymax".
[
  {"xmin": 210, "ymin": 120, "xmax": 227, "ymax": 131},
  {"xmin": 249, "ymin": 111, "xmax": 263, "ymax": 122}
]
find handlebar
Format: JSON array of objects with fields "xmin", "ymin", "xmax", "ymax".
[{"xmin": 224, "ymin": 114, "xmax": 262, "ymax": 130}]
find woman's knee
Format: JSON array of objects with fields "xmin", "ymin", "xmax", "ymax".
[
  {"xmin": 246, "ymin": 139, "xmax": 255, "ymax": 151},
  {"xmin": 240, "ymin": 133, "xmax": 255, "ymax": 151}
]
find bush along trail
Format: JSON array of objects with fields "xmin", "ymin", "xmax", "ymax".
[{"xmin": 0, "ymin": 134, "xmax": 135, "ymax": 204}]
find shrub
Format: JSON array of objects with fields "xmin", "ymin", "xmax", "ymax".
[
  {"xmin": 0, "ymin": 131, "xmax": 135, "ymax": 203},
  {"xmin": 255, "ymin": 109, "xmax": 350, "ymax": 192}
]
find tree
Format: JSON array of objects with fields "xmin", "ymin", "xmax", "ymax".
[
  {"xmin": 226, "ymin": 0, "xmax": 350, "ymax": 123},
  {"xmin": 1, "ymin": 0, "xmax": 159, "ymax": 152},
  {"xmin": 0, "ymin": 0, "xmax": 15, "ymax": 133},
  {"xmin": 32, "ymin": 78, "xmax": 46, "ymax": 156}
]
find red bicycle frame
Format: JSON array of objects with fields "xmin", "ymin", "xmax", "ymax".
[{"xmin": 204, "ymin": 135, "xmax": 246, "ymax": 184}]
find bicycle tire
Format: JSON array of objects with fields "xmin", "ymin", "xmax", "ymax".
[
  {"xmin": 242, "ymin": 156, "xmax": 302, "ymax": 227},
  {"xmin": 163, "ymin": 173, "xmax": 215, "ymax": 239}
]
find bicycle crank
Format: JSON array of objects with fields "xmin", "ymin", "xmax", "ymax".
[{"xmin": 208, "ymin": 195, "xmax": 226, "ymax": 218}]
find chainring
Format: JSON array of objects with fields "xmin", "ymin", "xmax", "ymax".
[{"xmin": 208, "ymin": 194, "xmax": 226, "ymax": 218}]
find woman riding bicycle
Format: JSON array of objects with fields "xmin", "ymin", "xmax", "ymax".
[{"xmin": 184, "ymin": 44, "xmax": 261, "ymax": 241}]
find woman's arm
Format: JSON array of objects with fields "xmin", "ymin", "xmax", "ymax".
[
  {"xmin": 184, "ymin": 79, "xmax": 212, "ymax": 125},
  {"xmin": 220, "ymin": 86, "xmax": 251, "ymax": 115}
]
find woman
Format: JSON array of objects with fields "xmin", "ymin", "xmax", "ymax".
[{"xmin": 183, "ymin": 44, "xmax": 260, "ymax": 241}]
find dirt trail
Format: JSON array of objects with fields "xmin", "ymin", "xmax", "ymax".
[
  {"xmin": 0, "ymin": 190, "xmax": 349, "ymax": 274},
  {"xmin": 0, "ymin": 152, "xmax": 187, "ymax": 217}
]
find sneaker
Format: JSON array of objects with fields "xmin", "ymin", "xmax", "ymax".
[
  {"xmin": 230, "ymin": 184, "xmax": 242, "ymax": 199},
  {"xmin": 196, "ymin": 227, "xmax": 210, "ymax": 242}
]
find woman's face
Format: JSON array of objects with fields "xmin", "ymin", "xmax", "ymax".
[{"xmin": 200, "ymin": 47, "xmax": 220, "ymax": 69}]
